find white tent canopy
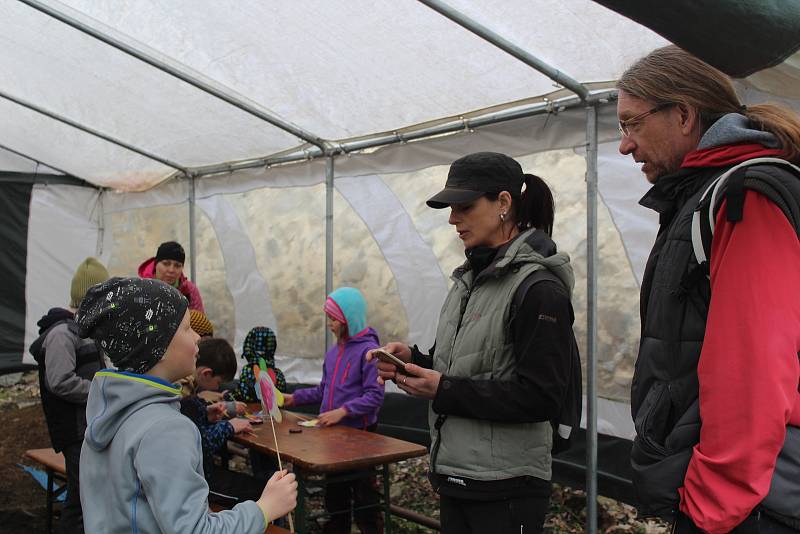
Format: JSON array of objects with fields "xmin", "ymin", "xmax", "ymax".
[
  {"xmin": 8, "ymin": 0, "xmax": 799, "ymax": 454},
  {"xmin": 4, "ymin": 2, "xmax": 800, "ymax": 528},
  {"xmin": 1, "ymin": 0, "xmax": 669, "ymax": 189}
]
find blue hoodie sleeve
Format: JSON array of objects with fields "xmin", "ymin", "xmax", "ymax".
[
  {"xmin": 134, "ymin": 417, "xmax": 265, "ymax": 534},
  {"xmin": 342, "ymin": 346, "xmax": 385, "ymax": 417}
]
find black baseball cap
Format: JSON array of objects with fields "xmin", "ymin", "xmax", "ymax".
[{"xmin": 426, "ymin": 152, "xmax": 525, "ymax": 209}]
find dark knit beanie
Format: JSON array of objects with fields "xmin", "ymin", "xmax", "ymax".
[
  {"xmin": 70, "ymin": 257, "xmax": 110, "ymax": 308},
  {"xmin": 76, "ymin": 277, "xmax": 189, "ymax": 374},
  {"xmin": 155, "ymin": 241, "xmax": 185, "ymax": 264}
]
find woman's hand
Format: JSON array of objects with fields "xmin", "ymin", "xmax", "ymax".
[
  {"xmin": 366, "ymin": 342, "xmax": 412, "ymax": 384},
  {"xmin": 396, "ymin": 363, "xmax": 442, "ymax": 400},
  {"xmin": 317, "ymin": 407, "xmax": 347, "ymax": 427},
  {"xmin": 282, "ymin": 393, "xmax": 295, "ymax": 407}
]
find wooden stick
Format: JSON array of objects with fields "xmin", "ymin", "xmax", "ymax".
[{"xmin": 268, "ymin": 413, "xmax": 295, "ymax": 533}]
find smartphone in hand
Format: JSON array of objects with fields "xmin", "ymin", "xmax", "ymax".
[{"xmin": 374, "ymin": 348, "xmax": 408, "ymax": 370}]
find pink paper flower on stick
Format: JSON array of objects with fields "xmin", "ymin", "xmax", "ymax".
[{"xmin": 258, "ymin": 372, "xmax": 283, "ymax": 423}]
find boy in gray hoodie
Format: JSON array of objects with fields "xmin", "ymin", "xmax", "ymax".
[{"xmin": 76, "ymin": 277, "xmax": 296, "ymax": 533}]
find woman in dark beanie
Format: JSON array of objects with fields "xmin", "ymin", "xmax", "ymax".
[
  {"xmin": 138, "ymin": 240, "xmax": 205, "ymax": 312},
  {"xmin": 369, "ymin": 152, "xmax": 581, "ymax": 533}
]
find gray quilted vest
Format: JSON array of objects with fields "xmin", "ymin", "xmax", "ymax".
[{"xmin": 429, "ymin": 228, "xmax": 574, "ymax": 482}]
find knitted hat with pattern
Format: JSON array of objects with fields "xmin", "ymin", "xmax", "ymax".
[
  {"xmin": 70, "ymin": 257, "xmax": 110, "ymax": 309},
  {"xmin": 76, "ymin": 277, "xmax": 188, "ymax": 374}
]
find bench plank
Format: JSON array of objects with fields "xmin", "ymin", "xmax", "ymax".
[{"xmin": 24, "ymin": 448, "xmax": 66, "ymax": 474}]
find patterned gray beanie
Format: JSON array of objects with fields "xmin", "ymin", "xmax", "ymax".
[{"xmin": 76, "ymin": 277, "xmax": 189, "ymax": 374}]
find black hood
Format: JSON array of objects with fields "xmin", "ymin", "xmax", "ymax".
[
  {"xmin": 30, "ymin": 308, "xmax": 75, "ymax": 363},
  {"xmin": 36, "ymin": 307, "xmax": 74, "ymax": 334}
]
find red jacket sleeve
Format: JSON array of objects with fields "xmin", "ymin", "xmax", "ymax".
[{"xmin": 678, "ymin": 191, "xmax": 800, "ymax": 533}]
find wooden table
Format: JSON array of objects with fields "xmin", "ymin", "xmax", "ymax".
[{"xmin": 232, "ymin": 410, "xmax": 427, "ymax": 533}]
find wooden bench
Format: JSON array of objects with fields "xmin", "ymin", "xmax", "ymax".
[{"xmin": 24, "ymin": 448, "xmax": 67, "ymax": 534}]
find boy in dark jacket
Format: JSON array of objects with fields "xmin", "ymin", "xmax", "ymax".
[
  {"xmin": 178, "ymin": 338, "xmax": 263, "ymax": 506},
  {"xmin": 29, "ymin": 257, "xmax": 109, "ymax": 534}
]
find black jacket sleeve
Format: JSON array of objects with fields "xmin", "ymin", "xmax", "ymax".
[
  {"xmin": 410, "ymin": 344, "xmax": 435, "ymax": 369},
  {"xmin": 431, "ymin": 279, "xmax": 574, "ymax": 423}
]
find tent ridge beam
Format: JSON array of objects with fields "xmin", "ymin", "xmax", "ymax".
[
  {"xmin": 18, "ymin": 0, "xmax": 328, "ymax": 152},
  {"xmin": 0, "ymin": 141, "xmax": 91, "ymax": 183},
  {"xmin": 189, "ymin": 89, "xmax": 617, "ymax": 178},
  {"xmin": 417, "ymin": 0, "xmax": 590, "ymax": 102},
  {"xmin": 0, "ymin": 89, "xmax": 190, "ymax": 174}
]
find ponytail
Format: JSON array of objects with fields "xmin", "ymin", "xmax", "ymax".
[
  {"xmin": 744, "ymin": 104, "xmax": 800, "ymax": 164},
  {"xmin": 515, "ymin": 174, "xmax": 554, "ymax": 236}
]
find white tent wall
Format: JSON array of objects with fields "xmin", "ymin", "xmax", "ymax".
[
  {"xmin": 19, "ymin": 106, "xmax": 649, "ymax": 441},
  {"xmin": 24, "ymin": 184, "xmax": 103, "ymax": 355}
]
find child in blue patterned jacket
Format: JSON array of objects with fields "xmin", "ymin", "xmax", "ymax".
[{"xmin": 179, "ymin": 337, "xmax": 264, "ymax": 506}]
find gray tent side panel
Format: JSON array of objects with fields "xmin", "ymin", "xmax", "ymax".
[
  {"xmin": 593, "ymin": 0, "xmax": 800, "ymax": 77},
  {"xmin": 0, "ymin": 176, "xmax": 33, "ymax": 372}
]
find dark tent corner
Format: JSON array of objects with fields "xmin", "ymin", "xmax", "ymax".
[
  {"xmin": 592, "ymin": 0, "xmax": 800, "ymax": 78},
  {"xmin": 0, "ymin": 173, "xmax": 95, "ymax": 375},
  {"xmin": 0, "ymin": 178, "xmax": 33, "ymax": 374}
]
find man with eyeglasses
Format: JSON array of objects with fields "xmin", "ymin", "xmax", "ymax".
[{"xmin": 618, "ymin": 46, "xmax": 800, "ymax": 533}]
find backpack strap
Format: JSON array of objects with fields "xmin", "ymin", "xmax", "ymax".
[{"xmin": 691, "ymin": 157, "xmax": 800, "ymax": 277}]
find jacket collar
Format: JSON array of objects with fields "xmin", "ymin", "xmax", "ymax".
[
  {"xmin": 638, "ymin": 166, "xmax": 720, "ymax": 222},
  {"xmin": 453, "ymin": 227, "xmax": 556, "ymax": 284}
]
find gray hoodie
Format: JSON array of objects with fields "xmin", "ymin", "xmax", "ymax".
[{"xmin": 80, "ymin": 370, "xmax": 266, "ymax": 534}]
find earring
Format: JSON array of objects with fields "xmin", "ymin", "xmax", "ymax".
[{"xmin": 500, "ymin": 212, "xmax": 506, "ymax": 222}]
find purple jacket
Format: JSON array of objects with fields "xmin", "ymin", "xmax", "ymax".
[{"xmin": 292, "ymin": 327, "xmax": 384, "ymax": 429}]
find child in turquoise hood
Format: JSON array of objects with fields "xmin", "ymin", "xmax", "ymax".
[{"xmin": 285, "ymin": 286, "xmax": 385, "ymax": 533}]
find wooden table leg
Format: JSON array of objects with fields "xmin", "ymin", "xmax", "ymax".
[
  {"xmin": 383, "ymin": 464, "xmax": 392, "ymax": 534},
  {"xmin": 295, "ymin": 472, "xmax": 306, "ymax": 534}
]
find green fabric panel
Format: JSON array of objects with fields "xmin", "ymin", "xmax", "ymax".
[
  {"xmin": 0, "ymin": 181, "xmax": 32, "ymax": 371},
  {"xmin": 593, "ymin": 0, "xmax": 800, "ymax": 77}
]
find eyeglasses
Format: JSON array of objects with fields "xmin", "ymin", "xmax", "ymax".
[{"xmin": 618, "ymin": 102, "xmax": 675, "ymax": 137}]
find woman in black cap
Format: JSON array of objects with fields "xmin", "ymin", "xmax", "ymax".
[
  {"xmin": 368, "ymin": 152, "xmax": 581, "ymax": 533},
  {"xmin": 138, "ymin": 241, "xmax": 205, "ymax": 312}
]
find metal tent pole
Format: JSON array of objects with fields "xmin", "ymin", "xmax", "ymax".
[
  {"xmin": 189, "ymin": 175, "xmax": 197, "ymax": 282},
  {"xmin": 19, "ymin": 0, "xmax": 327, "ymax": 151},
  {"xmin": 417, "ymin": 0, "xmax": 589, "ymax": 101},
  {"xmin": 0, "ymin": 89, "xmax": 189, "ymax": 174},
  {"xmin": 585, "ymin": 103, "xmax": 599, "ymax": 534},
  {"xmin": 191, "ymin": 91, "xmax": 618, "ymax": 179},
  {"xmin": 325, "ymin": 156, "xmax": 334, "ymax": 350}
]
